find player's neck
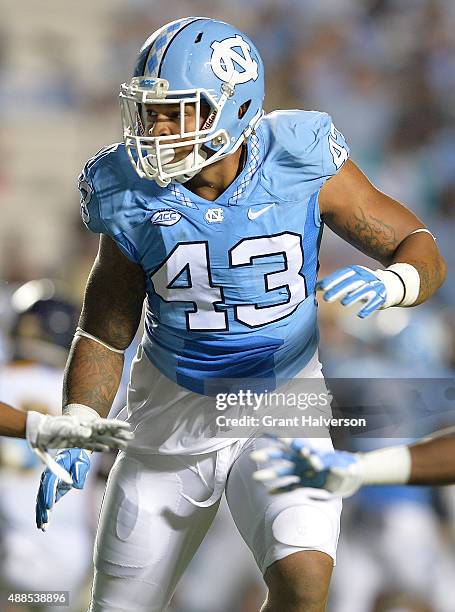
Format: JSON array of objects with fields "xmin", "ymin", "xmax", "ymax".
[{"xmin": 185, "ymin": 145, "xmax": 245, "ymax": 201}]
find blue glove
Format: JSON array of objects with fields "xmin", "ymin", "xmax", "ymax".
[
  {"xmin": 316, "ymin": 265, "xmax": 386, "ymax": 318},
  {"xmin": 36, "ymin": 448, "xmax": 91, "ymax": 531},
  {"xmin": 251, "ymin": 438, "xmax": 361, "ymax": 496}
]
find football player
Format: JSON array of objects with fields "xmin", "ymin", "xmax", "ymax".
[
  {"xmin": 0, "ymin": 283, "xmax": 134, "ymax": 606},
  {"xmin": 1, "ymin": 280, "xmax": 133, "ymax": 480},
  {"xmin": 252, "ymin": 430, "xmax": 455, "ymax": 497},
  {"xmin": 35, "ymin": 18, "xmax": 445, "ymax": 612}
]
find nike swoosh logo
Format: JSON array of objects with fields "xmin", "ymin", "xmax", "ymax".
[{"xmin": 247, "ymin": 203, "xmax": 275, "ymax": 220}]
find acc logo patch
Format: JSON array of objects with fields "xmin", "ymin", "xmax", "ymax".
[
  {"xmin": 151, "ymin": 210, "xmax": 182, "ymax": 226},
  {"xmin": 210, "ymin": 35, "xmax": 258, "ymax": 85},
  {"xmin": 204, "ymin": 208, "xmax": 224, "ymax": 224}
]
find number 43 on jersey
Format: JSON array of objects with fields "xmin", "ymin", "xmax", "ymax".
[{"xmin": 150, "ymin": 232, "xmax": 308, "ymax": 331}]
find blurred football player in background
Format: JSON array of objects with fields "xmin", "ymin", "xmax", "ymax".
[
  {"xmin": 33, "ymin": 17, "xmax": 445, "ymax": 612},
  {"xmin": 0, "ymin": 281, "xmax": 133, "ymax": 475},
  {"xmin": 0, "ymin": 280, "xmax": 127, "ymax": 611}
]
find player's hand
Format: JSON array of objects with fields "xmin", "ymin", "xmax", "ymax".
[
  {"xmin": 316, "ymin": 265, "xmax": 386, "ymax": 318},
  {"xmin": 26, "ymin": 411, "xmax": 133, "ymax": 481},
  {"xmin": 26, "ymin": 411, "xmax": 134, "ymax": 452},
  {"xmin": 36, "ymin": 448, "xmax": 91, "ymax": 531},
  {"xmin": 251, "ymin": 438, "xmax": 363, "ymax": 497}
]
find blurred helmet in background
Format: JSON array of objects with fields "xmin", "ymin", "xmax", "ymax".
[
  {"xmin": 10, "ymin": 279, "xmax": 78, "ymax": 367},
  {"xmin": 120, "ymin": 17, "xmax": 265, "ymax": 185}
]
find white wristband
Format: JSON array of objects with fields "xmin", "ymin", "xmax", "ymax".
[
  {"xmin": 62, "ymin": 403, "xmax": 100, "ymax": 422},
  {"xmin": 357, "ymin": 445, "xmax": 412, "ymax": 486},
  {"xmin": 374, "ymin": 263, "xmax": 420, "ymax": 308}
]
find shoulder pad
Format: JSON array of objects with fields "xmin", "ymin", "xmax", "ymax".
[
  {"xmin": 78, "ymin": 143, "xmax": 158, "ymax": 263},
  {"xmin": 78, "ymin": 143, "xmax": 126, "ymax": 234},
  {"xmin": 258, "ymin": 110, "xmax": 350, "ymax": 198}
]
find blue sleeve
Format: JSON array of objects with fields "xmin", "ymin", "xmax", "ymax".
[
  {"xmin": 77, "ymin": 146, "xmax": 142, "ymax": 264},
  {"xmin": 261, "ymin": 110, "xmax": 350, "ymax": 199},
  {"xmin": 77, "ymin": 167, "xmax": 107, "ymax": 235},
  {"xmin": 296, "ymin": 110, "xmax": 349, "ymax": 178}
]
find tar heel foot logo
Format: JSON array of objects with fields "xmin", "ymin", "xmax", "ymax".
[
  {"xmin": 205, "ymin": 207, "xmax": 224, "ymax": 224},
  {"xmin": 151, "ymin": 210, "xmax": 182, "ymax": 226},
  {"xmin": 211, "ymin": 35, "xmax": 258, "ymax": 85},
  {"xmin": 247, "ymin": 203, "xmax": 275, "ymax": 221}
]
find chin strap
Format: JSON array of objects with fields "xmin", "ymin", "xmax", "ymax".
[{"xmin": 143, "ymin": 147, "xmax": 207, "ymax": 187}]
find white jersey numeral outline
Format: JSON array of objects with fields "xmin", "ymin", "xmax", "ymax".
[
  {"xmin": 150, "ymin": 232, "xmax": 307, "ymax": 331},
  {"xmin": 328, "ymin": 123, "xmax": 348, "ymax": 169},
  {"xmin": 150, "ymin": 241, "xmax": 228, "ymax": 332}
]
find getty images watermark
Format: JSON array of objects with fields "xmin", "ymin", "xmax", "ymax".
[
  {"xmin": 214, "ymin": 389, "xmax": 367, "ymax": 430},
  {"xmin": 197, "ymin": 378, "xmax": 455, "ymax": 438}
]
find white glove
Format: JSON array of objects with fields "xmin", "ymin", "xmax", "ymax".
[{"xmin": 26, "ymin": 411, "xmax": 134, "ymax": 484}]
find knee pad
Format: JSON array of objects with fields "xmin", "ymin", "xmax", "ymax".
[{"xmin": 272, "ymin": 504, "xmax": 336, "ymax": 549}]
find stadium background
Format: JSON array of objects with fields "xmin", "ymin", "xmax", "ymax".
[{"xmin": 0, "ymin": 0, "xmax": 454, "ymax": 610}]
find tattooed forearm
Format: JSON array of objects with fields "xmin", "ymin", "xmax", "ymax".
[
  {"xmin": 339, "ymin": 207, "xmax": 400, "ymax": 263},
  {"xmin": 390, "ymin": 229, "xmax": 447, "ymax": 304},
  {"xmin": 319, "ymin": 160, "xmax": 446, "ymax": 304},
  {"xmin": 325, "ymin": 201, "xmax": 446, "ymax": 304},
  {"xmin": 398, "ymin": 257, "xmax": 446, "ymax": 305},
  {"xmin": 63, "ymin": 337, "xmax": 124, "ymax": 417}
]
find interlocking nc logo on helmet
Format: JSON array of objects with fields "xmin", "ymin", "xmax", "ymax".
[{"xmin": 210, "ymin": 35, "xmax": 258, "ymax": 85}]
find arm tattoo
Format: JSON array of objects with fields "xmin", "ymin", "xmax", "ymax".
[
  {"xmin": 402, "ymin": 257, "xmax": 446, "ymax": 304},
  {"xmin": 63, "ymin": 338, "xmax": 124, "ymax": 416},
  {"xmin": 340, "ymin": 207, "xmax": 399, "ymax": 263},
  {"xmin": 80, "ymin": 256, "xmax": 146, "ymax": 349},
  {"xmin": 64, "ymin": 235, "xmax": 146, "ymax": 414}
]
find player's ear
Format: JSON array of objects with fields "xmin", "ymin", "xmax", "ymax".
[{"xmin": 238, "ymin": 100, "xmax": 251, "ymax": 119}]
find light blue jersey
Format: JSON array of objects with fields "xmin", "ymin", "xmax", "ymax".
[{"xmin": 79, "ymin": 111, "xmax": 349, "ymax": 393}]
